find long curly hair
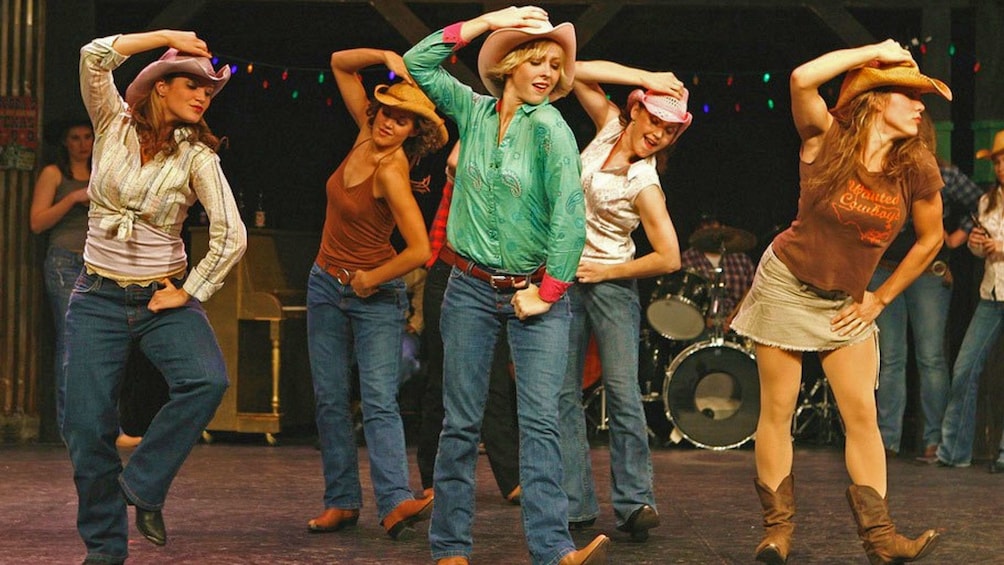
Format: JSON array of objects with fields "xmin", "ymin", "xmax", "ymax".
[
  {"xmin": 365, "ymin": 101, "xmax": 445, "ymax": 167},
  {"xmin": 130, "ymin": 75, "xmax": 221, "ymax": 157},
  {"xmin": 810, "ymin": 90, "xmax": 928, "ymax": 201}
]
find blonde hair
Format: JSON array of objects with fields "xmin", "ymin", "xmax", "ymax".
[
  {"xmin": 485, "ymin": 39, "xmax": 572, "ymax": 98},
  {"xmin": 131, "ymin": 75, "xmax": 221, "ymax": 157},
  {"xmin": 811, "ymin": 90, "xmax": 928, "ymax": 200}
]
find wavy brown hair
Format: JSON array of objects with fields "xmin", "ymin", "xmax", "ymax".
[
  {"xmin": 131, "ymin": 75, "xmax": 221, "ymax": 157},
  {"xmin": 365, "ymin": 101, "xmax": 445, "ymax": 166},
  {"xmin": 811, "ymin": 90, "xmax": 928, "ymax": 201}
]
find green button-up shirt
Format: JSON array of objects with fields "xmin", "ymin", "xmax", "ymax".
[{"xmin": 404, "ymin": 28, "xmax": 585, "ymax": 283}]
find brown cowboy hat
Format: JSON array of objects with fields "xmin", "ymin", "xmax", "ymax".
[
  {"xmin": 373, "ymin": 82, "xmax": 449, "ymax": 149},
  {"xmin": 830, "ymin": 62, "xmax": 951, "ymax": 118},
  {"xmin": 125, "ymin": 48, "xmax": 231, "ymax": 109},
  {"xmin": 477, "ymin": 21, "xmax": 576, "ymax": 98},
  {"xmin": 976, "ymin": 129, "xmax": 1004, "ymax": 161}
]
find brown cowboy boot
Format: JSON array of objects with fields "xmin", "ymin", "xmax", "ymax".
[
  {"xmin": 753, "ymin": 474, "xmax": 794, "ymax": 564},
  {"xmin": 845, "ymin": 484, "xmax": 939, "ymax": 565}
]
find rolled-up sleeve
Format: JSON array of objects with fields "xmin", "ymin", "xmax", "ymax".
[
  {"xmin": 184, "ymin": 149, "xmax": 247, "ymax": 302},
  {"xmin": 79, "ymin": 35, "xmax": 129, "ymax": 135}
]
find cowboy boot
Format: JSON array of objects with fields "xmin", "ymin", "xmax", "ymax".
[
  {"xmin": 753, "ymin": 474, "xmax": 794, "ymax": 565},
  {"xmin": 845, "ymin": 484, "xmax": 939, "ymax": 565}
]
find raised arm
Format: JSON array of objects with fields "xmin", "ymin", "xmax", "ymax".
[
  {"xmin": 111, "ymin": 30, "xmax": 211, "ymax": 58},
  {"xmin": 330, "ymin": 48, "xmax": 410, "ymax": 129},
  {"xmin": 789, "ymin": 40, "xmax": 914, "ymax": 158},
  {"xmin": 572, "ymin": 60, "xmax": 685, "ymax": 130}
]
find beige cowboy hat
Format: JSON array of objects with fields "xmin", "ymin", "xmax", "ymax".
[
  {"xmin": 976, "ymin": 129, "xmax": 1004, "ymax": 161},
  {"xmin": 477, "ymin": 21, "xmax": 576, "ymax": 98}
]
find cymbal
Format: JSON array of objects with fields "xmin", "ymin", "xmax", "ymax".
[{"xmin": 689, "ymin": 225, "xmax": 757, "ymax": 254}]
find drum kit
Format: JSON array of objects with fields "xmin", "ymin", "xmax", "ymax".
[{"xmin": 581, "ymin": 224, "xmax": 843, "ymax": 450}]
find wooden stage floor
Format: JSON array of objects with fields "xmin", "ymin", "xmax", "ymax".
[{"xmin": 3, "ymin": 438, "xmax": 1002, "ymax": 564}]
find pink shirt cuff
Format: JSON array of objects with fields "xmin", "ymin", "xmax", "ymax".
[
  {"xmin": 442, "ymin": 22, "xmax": 468, "ymax": 50},
  {"xmin": 539, "ymin": 273, "xmax": 572, "ymax": 303}
]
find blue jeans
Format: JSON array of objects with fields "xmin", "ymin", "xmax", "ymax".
[
  {"xmin": 43, "ymin": 245, "xmax": 84, "ymax": 435},
  {"xmin": 307, "ymin": 263, "xmax": 414, "ymax": 520},
  {"xmin": 430, "ymin": 267, "xmax": 575, "ymax": 565},
  {"xmin": 62, "ymin": 271, "xmax": 229, "ymax": 562},
  {"xmin": 558, "ymin": 281, "xmax": 656, "ymax": 526},
  {"xmin": 937, "ymin": 299, "xmax": 1004, "ymax": 466},
  {"xmin": 868, "ymin": 266, "xmax": 951, "ymax": 451}
]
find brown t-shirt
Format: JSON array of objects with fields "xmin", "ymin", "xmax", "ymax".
[
  {"xmin": 316, "ymin": 153, "xmax": 396, "ymax": 272},
  {"xmin": 773, "ymin": 132, "xmax": 942, "ymax": 303}
]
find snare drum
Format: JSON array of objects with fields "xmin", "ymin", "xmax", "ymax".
[
  {"xmin": 646, "ymin": 270, "xmax": 710, "ymax": 341},
  {"xmin": 663, "ymin": 339, "xmax": 759, "ymax": 450}
]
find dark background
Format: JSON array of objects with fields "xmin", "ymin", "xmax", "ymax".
[{"xmin": 48, "ymin": 1, "xmax": 981, "ymax": 243}]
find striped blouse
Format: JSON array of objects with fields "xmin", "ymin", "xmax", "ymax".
[{"xmin": 79, "ymin": 36, "xmax": 246, "ymax": 302}]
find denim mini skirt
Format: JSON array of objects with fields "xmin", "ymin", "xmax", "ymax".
[{"xmin": 731, "ymin": 245, "xmax": 877, "ymax": 353}]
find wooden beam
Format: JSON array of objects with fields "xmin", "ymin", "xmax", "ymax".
[
  {"xmin": 803, "ymin": 1, "xmax": 876, "ymax": 46},
  {"xmin": 573, "ymin": 2, "xmax": 623, "ymax": 52},
  {"xmin": 368, "ymin": 0, "xmax": 483, "ymax": 91}
]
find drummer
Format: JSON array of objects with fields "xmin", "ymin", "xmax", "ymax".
[{"xmin": 680, "ymin": 214, "xmax": 757, "ymax": 332}]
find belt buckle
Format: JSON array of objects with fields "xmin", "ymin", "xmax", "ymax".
[
  {"xmin": 335, "ymin": 267, "xmax": 353, "ymax": 285},
  {"xmin": 930, "ymin": 260, "xmax": 948, "ymax": 277},
  {"xmin": 489, "ymin": 274, "xmax": 510, "ymax": 289}
]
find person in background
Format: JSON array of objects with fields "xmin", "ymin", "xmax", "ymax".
[
  {"xmin": 405, "ymin": 6, "xmax": 607, "ymax": 564},
  {"xmin": 65, "ymin": 30, "xmax": 246, "ymax": 564},
  {"xmin": 870, "ymin": 113, "xmax": 983, "ymax": 462},
  {"xmin": 730, "ymin": 41, "xmax": 949, "ymax": 564},
  {"xmin": 555, "ymin": 60, "xmax": 687, "ymax": 542},
  {"xmin": 305, "ymin": 47, "xmax": 446, "ymax": 540},
  {"xmin": 30, "ymin": 117, "xmax": 93, "ymax": 439},
  {"xmin": 415, "ymin": 142, "xmax": 522, "ymax": 505},
  {"xmin": 680, "ymin": 215, "xmax": 757, "ymax": 332},
  {"xmin": 937, "ymin": 128, "xmax": 1004, "ymax": 472}
]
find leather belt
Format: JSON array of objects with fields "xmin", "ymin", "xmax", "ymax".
[
  {"xmin": 319, "ymin": 260, "xmax": 354, "ymax": 285},
  {"xmin": 439, "ymin": 245, "xmax": 545, "ymax": 290}
]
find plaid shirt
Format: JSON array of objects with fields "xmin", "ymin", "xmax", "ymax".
[
  {"xmin": 680, "ymin": 248, "xmax": 756, "ymax": 315},
  {"xmin": 424, "ymin": 178, "xmax": 453, "ymax": 269}
]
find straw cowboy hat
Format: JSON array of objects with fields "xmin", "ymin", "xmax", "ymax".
[
  {"xmin": 830, "ymin": 61, "xmax": 951, "ymax": 119},
  {"xmin": 976, "ymin": 129, "xmax": 1004, "ymax": 161},
  {"xmin": 477, "ymin": 21, "xmax": 576, "ymax": 98},
  {"xmin": 125, "ymin": 48, "xmax": 231, "ymax": 109},
  {"xmin": 373, "ymin": 83, "xmax": 449, "ymax": 148}
]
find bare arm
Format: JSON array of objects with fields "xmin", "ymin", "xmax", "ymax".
[
  {"xmin": 350, "ymin": 158, "xmax": 431, "ymax": 297},
  {"xmin": 330, "ymin": 48, "xmax": 410, "ymax": 130},
  {"xmin": 571, "ymin": 61, "xmax": 685, "ymax": 131},
  {"xmin": 575, "ymin": 185, "xmax": 680, "ymax": 282},
  {"xmin": 789, "ymin": 40, "xmax": 914, "ymax": 161},
  {"xmin": 29, "ymin": 165, "xmax": 88, "ymax": 233},
  {"xmin": 110, "ymin": 30, "xmax": 211, "ymax": 58}
]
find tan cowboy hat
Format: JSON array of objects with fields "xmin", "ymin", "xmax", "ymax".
[
  {"xmin": 976, "ymin": 129, "xmax": 1004, "ymax": 161},
  {"xmin": 830, "ymin": 62, "xmax": 951, "ymax": 119},
  {"xmin": 125, "ymin": 48, "xmax": 231, "ymax": 109},
  {"xmin": 373, "ymin": 83, "xmax": 449, "ymax": 148},
  {"xmin": 477, "ymin": 21, "xmax": 576, "ymax": 98}
]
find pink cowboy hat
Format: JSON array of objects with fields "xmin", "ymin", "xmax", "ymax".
[
  {"xmin": 628, "ymin": 88, "xmax": 693, "ymax": 141},
  {"xmin": 125, "ymin": 48, "xmax": 231, "ymax": 109}
]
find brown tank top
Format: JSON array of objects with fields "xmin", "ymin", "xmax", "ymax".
[{"xmin": 316, "ymin": 143, "xmax": 397, "ymax": 271}]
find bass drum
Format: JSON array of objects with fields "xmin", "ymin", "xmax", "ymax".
[{"xmin": 663, "ymin": 339, "xmax": 759, "ymax": 450}]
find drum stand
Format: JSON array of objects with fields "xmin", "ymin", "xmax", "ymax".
[{"xmin": 791, "ymin": 374, "xmax": 843, "ymax": 444}]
